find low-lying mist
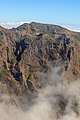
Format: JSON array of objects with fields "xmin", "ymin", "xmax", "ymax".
[{"xmin": 0, "ymin": 66, "xmax": 80, "ymax": 120}]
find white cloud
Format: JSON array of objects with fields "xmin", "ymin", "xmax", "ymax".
[
  {"xmin": 0, "ymin": 21, "xmax": 30, "ymax": 28},
  {"xmin": 62, "ymin": 25, "xmax": 80, "ymax": 32}
]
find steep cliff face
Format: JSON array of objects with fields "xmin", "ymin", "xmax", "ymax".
[{"xmin": 0, "ymin": 22, "xmax": 80, "ymax": 95}]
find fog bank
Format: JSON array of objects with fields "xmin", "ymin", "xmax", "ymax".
[{"xmin": 0, "ymin": 67, "xmax": 80, "ymax": 120}]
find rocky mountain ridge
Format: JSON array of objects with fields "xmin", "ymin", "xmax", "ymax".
[{"xmin": 0, "ymin": 22, "xmax": 80, "ymax": 95}]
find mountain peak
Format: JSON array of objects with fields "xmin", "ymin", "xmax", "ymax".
[{"xmin": 15, "ymin": 22, "xmax": 67, "ymax": 34}]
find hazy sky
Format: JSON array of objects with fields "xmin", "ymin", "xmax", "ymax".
[{"xmin": 0, "ymin": 0, "xmax": 80, "ymax": 30}]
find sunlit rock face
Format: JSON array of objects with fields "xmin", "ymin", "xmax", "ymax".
[{"xmin": 0, "ymin": 22, "xmax": 80, "ymax": 94}]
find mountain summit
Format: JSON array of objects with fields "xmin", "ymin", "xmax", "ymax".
[{"xmin": 16, "ymin": 22, "xmax": 67, "ymax": 33}]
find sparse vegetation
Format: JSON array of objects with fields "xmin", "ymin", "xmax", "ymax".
[
  {"xmin": 74, "ymin": 34, "xmax": 80, "ymax": 42},
  {"xmin": 0, "ymin": 22, "xmax": 80, "ymax": 93},
  {"xmin": 9, "ymin": 54, "xmax": 16, "ymax": 64}
]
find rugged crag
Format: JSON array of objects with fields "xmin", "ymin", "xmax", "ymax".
[{"xmin": 0, "ymin": 22, "xmax": 80, "ymax": 95}]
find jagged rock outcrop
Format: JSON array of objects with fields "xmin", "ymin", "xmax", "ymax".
[{"xmin": 0, "ymin": 22, "xmax": 80, "ymax": 94}]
